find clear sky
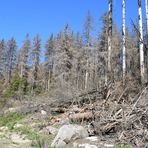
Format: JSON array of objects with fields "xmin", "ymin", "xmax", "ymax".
[{"xmin": 0, "ymin": 0, "xmax": 146, "ymax": 48}]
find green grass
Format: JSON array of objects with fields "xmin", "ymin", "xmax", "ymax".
[
  {"xmin": 14, "ymin": 126, "xmax": 51, "ymax": 147},
  {"xmin": 0, "ymin": 112, "xmax": 51, "ymax": 147},
  {"xmin": 115, "ymin": 144, "xmax": 131, "ymax": 148},
  {"xmin": 0, "ymin": 112, "xmax": 40, "ymax": 140},
  {"xmin": 0, "ymin": 112, "xmax": 24, "ymax": 130},
  {"xmin": 15, "ymin": 127, "xmax": 40, "ymax": 140},
  {"xmin": 14, "ymin": 126, "xmax": 49, "ymax": 148}
]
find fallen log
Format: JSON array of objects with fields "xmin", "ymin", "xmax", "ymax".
[
  {"xmin": 50, "ymin": 108, "xmax": 67, "ymax": 114},
  {"xmin": 69, "ymin": 111, "xmax": 93, "ymax": 122}
]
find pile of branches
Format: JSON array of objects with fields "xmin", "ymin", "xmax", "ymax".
[
  {"xmin": 49, "ymin": 80, "xmax": 148, "ymax": 147},
  {"xmin": 89, "ymin": 82, "xmax": 148, "ymax": 147}
]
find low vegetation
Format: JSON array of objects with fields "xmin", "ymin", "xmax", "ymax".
[
  {"xmin": 115, "ymin": 145, "xmax": 131, "ymax": 148},
  {"xmin": 0, "ymin": 112, "xmax": 24, "ymax": 130},
  {"xmin": 4, "ymin": 75, "xmax": 28, "ymax": 98}
]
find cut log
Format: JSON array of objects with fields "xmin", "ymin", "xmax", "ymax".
[
  {"xmin": 50, "ymin": 108, "xmax": 67, "ymax": 114},
  {"xmin": 69, "ymin": 112, "xmax": 93, "ymax": 122}
]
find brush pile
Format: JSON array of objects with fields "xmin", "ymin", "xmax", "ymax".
[
  {"xmin": 91, "ymin": 83, "xmax": 148, "ymax": 147},
  {"xmin": 50, "ymin": 81, "xmax": 148, "ymax": 147}
]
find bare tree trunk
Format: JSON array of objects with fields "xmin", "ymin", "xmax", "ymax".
[
  {"xmin": 138, "ymin": 0, "xmax": 145, "ymax": 84},
  {"xmin": 108, "ymin": 0, "xmax": 113, "ymax": 81},
  {"xmin": 20, "ymin": 64, "xmax": 23, "ymax": 78},
  {"xmin": 146, "ymin": 0, "xmax": 148, "ymax": 30},
  {"xmin": 85, "ymin": 59, "xmax": 89, "ymax": 90},
  {"xmin": 122, "ymin": 0, "xmax": 126, "ymax": 84},
  {"xmin": 145, "ymin": 0, "xmax": 148, "ymax": 82},
  {"xmin": 47, "ymin": 79, "xmax": 50, "ymax": 91}
]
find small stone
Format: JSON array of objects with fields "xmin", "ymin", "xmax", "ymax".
[
  {"xmin": 79, "ymin": 143, "xmax": 98, "ymax": 148},
  {"xmin": 10, "ymin": 133, "xmax": 31, "ymax": 144},
  {"xmin": 104, "ymin": 144, "xmax": 114, "ymax": 147},
  {"xmin": 41, "ymin": 110, "xmax": 47, "ymax": 115},
  {"xmin": 0, "ymin": 126, "xmax": 8, "ymax": 131},
  {"xmin": 59, "ymin": 117, "xmax": 70, "ymax": 125},
  {"xmin": 86, "ymin": 136, "xmax": 98, "ymax": 142},
  {"xmin": 14, "ymin": 123, "xmax": 24, "ymax": 128},
  {"xmin": 46, "ymin": 126, "xmax": 58, "ymax": 135}
]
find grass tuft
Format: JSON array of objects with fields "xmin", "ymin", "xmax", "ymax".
[{"xmin": 0, "ymin": 112, "xmax": 24, "ymax": 130}]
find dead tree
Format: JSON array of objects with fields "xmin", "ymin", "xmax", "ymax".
[
  {"xmin": 108, "ymin": 0, "xmax": 113, "ymax": 82},
  {"xmin": 122, "ymin": 0, "xmax": 126, "ymax": 84},
  {"xmin": 138, "ymin": 0, "xmax": 145, "ymax": 84}
]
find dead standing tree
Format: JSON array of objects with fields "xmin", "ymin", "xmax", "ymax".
[
  {"xmin": 122, "ymin": 0, "xmax": 126, "ymax": 84},
  {"xmin": 138, "ymin": 0, "xmax": 145, "ymax": 84},
  {"xmin": 107, "ymin": 0, "xmax": 113, "ymax": 83}
]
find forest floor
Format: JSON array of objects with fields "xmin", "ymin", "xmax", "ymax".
[{"xmin": 0, "ymin": 83, "xmax": 148, "ymax": 148}]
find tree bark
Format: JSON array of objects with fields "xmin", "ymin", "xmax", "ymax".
[
  {"xmin": 138, "ymin": 0, "xmax": 145, "ymax": 84},
  {"xmin": 108, "ymin": 0, "xmax": 113, "ymax": 81},
  {"xmin": 145, "ymin": 0, "xmax": 148, "ymax": 32},
  {"xmin": 122, "ymin": 0, "xmax": 126, "ymax": 84},
  {"xmin": 85, "ymin": 59, "xmax": 89, "ymax": 90},
  {"xmin": 145, "ymin": 0, "xmax": 148, "ymax": 82}
]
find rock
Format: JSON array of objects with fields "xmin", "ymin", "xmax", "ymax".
[
  {"xmin": 8, "ymin": 107, "xmax": 18, "ymax": 112},
  {"xmin": 10, "ymin": 133, "xmax": 31, "ymax": 145},
  {"xmin": 104, "ymin": 144, "xmax": 114, "ymax": 147},
  {"xmin": 46, "ymin": 126, "xmax": 58, "ymax": 135},
  {"xmin": 78, "ymin": 143, "xmax": 98, "ymax": 148},
  {"xmin": 70, "ymin": 136, "xmax": 115, "ymax": 148},
  {"xmin": 51, "ymin": 124, "xmax": 89, "ymax": 148},
  {"xmin": 4, "ymin": 107, "xmax": 19, "ymax": 114},
  {"xmin": 41, "ymin": 110, "xmax": 47, "ymax": 115},
  {"xmin": 59, "ymin": 117, "xmax": 70, "ymax": 125},
  {"xmin": 14, "ymin": 123, "xmax": 24, "ymax": 128},
  {"xmin": 73, "ymin": 142, "xmax": 98, "ymax": 148},
  {"xmin": 53, "ymin": 140, "xmax": 66, "ymax": 148},
  {"xmin": 0, "ymin": 126, "xmax": 8, "ymax": 131},
  {"xmin": 86, "ymin": 137, "xmax": 98, "ymax": 142}
]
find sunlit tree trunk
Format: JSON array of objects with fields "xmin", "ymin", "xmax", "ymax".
[
  {"xmin": 83, "ymin": 11, "xmax": 93, "ymax": 90},
  {"xmin": 122, "ymin": 0, "xmax": 126, "ymax": 84},
  {"xmin": 138, "ymin": 0, "xmax": 145, "ymax": 84},
  {"xmin": 145, "ymin": 0, "xmax": 148, "ymax": 82},
  {"xmin": 85, "ymin": 59, "xmax": 89, "ymax": 90},
  {"xmin": 108, "ymin": 0, "xmax": 113, "ymax": 81},
  {"xmin": 146, "ymin": 0, "xmax": 148, "ymax": 30}
]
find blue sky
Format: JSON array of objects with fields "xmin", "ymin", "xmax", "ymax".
[{"xmin": 0, "ymin": 0, "xmax": 146, "ymax": 48}]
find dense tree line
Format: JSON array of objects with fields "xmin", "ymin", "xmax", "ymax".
[{"xmin": 0, "ymin": 0, "xmax": 148, "ymax": 98}]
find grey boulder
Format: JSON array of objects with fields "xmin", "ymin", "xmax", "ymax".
[{"xmin": 51, "ymin": 124, "xmax": 89, "ymax": 148}]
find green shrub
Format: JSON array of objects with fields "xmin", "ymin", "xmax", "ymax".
[{"xmin": 4, "ymin": 75, "xmax": 28, "ymax": 98}]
